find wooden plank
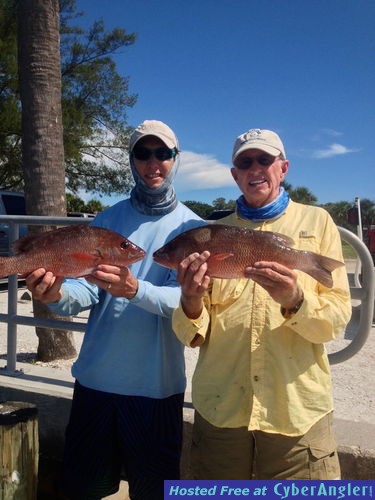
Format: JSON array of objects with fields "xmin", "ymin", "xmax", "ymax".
[{"xmin": 0, "ymin": 402, "xmax": 38, "ymax": 500}]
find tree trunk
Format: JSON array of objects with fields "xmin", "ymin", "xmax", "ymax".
[
  {"xmin": 33, "ymin": 300, "xmax": 77, "ymax": 361},
  {"xmin": 17, "ymin": 0, "xmax": 76, "ymax": 361}
]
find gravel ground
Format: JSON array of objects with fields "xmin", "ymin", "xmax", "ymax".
[{"xmin": 0, "ymin": 273, "xmax": 374, "ymax": 426}]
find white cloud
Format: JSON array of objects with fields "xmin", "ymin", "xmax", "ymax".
[
  {"xmin": 174, "ymin": 151, "xmax": 233, "ymax": 190},
  {"xmin": 310, "ymin": 129, "xmax": 343, "ymax": 142},
  {"xmin": 313, "ymin": 143, "xmax": 360, "ymax": 159},
  {"xmin": 321, "ymin": 128, "xmax": 343, "ymax": 138}
]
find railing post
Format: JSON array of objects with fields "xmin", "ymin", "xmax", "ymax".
[
  {"xmin": 6, "ymin": 221, "xmax": 20, "ymax": 374},
  {"xmin": 329, "ymin": 227, "xmax": 375, "ymax": 364}
]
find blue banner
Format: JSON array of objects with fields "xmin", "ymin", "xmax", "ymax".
[{"xmin": 164, "ymin": 480, "xmax": 374, "ymax": 499}]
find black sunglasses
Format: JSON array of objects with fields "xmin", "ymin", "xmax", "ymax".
[
  {"xmin": 235, "ymin": 155, "xmax": 282, "ymax": 170},
  {"xmin": 132, "ymin": 146, "xmax": 177, "ymax": 162}
]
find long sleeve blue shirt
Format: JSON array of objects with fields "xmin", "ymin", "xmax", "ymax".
[{"xmin": 48, "ymin": 199, "xmax": 203, "ymax": 398}]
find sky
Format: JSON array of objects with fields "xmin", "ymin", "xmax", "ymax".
[{"xmin": 74, "ymin": 0, "xmax": 374, "ymax": 208}]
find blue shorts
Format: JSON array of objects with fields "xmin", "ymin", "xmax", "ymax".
[{"xmin": 60, "ymin": 381, "xmax": 184, "ymax": 499}]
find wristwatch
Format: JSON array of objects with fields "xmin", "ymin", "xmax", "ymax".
[{"xmin": 280, "ymin": 292, "xmax": 304, "ymax": 319}]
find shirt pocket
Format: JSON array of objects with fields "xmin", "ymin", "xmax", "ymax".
[{"xmin": 296, "ymin": 230, "xmax": 320, "ymax": 253}]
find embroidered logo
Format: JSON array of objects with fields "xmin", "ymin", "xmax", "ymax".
[
  {"xmin": 247, "ymin": 129, "xmax": 262, "ymax": 138},
  {"xmin": 241, "ymin": 129, "xmax": 263, "ymax": 144}
]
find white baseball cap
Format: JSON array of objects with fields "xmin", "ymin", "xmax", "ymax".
[
  {"xmin": 232, "ymin": 129, "xmax": 286, "ymax": 162},
  {"xmin": 129, "ymin": 120, "xmax": 179, "ymax": 151}
]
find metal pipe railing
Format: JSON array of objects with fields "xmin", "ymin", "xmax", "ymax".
[
  {"xmin": 329, "ymin": 227, "xmax": 374, "ymax": 364},
  {"xmin": 0, "ymin": 215, "xmax": 91, "ymax": 375}
]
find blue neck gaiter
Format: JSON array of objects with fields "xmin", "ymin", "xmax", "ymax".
[{"xmin": 236, "ymin": 187, "xmax": 290, "ymax": 221}]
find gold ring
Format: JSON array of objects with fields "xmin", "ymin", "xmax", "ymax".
[{"xmin": 107, "ymin": 283, "xmax": 112, "ymax": 290}]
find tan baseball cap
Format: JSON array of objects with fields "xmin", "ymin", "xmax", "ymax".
[
  {"xmin": 232, "ymin": 129, "xmax": 286, "ymax": 162},
  {"xmin": 129, "ymin": 120, "xmax": 179, "ymax": 151}
]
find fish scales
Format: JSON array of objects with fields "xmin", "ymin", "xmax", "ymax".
[
  {"xmin": 0, "ymin": 224, "xmax": 146, "ymax": 278},
  {"xmin": 153, "ymin": 224, "xmax": 344, "ymax": 288}
]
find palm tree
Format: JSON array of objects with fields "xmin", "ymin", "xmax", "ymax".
[
  {"xmin": 17, "ymin": 0, "xmax": 76, "ymax": 361},
  {"xmin": 289, "ymin": 186, "xmax": 317, "ymax": 205}
]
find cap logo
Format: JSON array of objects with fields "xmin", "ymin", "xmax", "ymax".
[
  {"xmin": 247, "ymin": 129, "xmax": 262, "ymax": 138},
  {"xmin": 232, "ymin": 128, "xmax": 285, "ymax": 161},
  {"xmin": 240, "ymin": 129, "xmax": 263, "ymax": 144}
]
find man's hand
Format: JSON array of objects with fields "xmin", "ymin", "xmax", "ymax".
[
  {"xmin": 86, "ymin": 265, "xmax": 138, "ymax": 299},
  {"xmin": 24, "ymin": 269, "xmax": 64, "ymax": 303},
  {"xmin": 244, "ymin": 261, "xmax": 303, "ymax": 310},
  {"xmin": 177, "ymin": 251, "xmax": 210, "ymax": 319}
]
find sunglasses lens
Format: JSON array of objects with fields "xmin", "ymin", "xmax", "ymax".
[
  {"xmin": 133, "ymin": 147, "xmax": 151, "ymax": 161},
  {"xmin": 155, "ymin": 148, "xmax": 174, "ymax": 161},
  {"xmin": 236, "ymin": 159, "xmax": 253, "ymax": 170},
  {"xmin": 258, "ymin": 156, "xmax": 274, "ymax": 166},
  {"xmin": 236, "ymin": 155, "xmax": 276, "ymax": 169},
  {"xmin": 133, "ymin": 147, "xmax": 175, "ymax": 161}
]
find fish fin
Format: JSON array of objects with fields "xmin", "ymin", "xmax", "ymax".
[
  {"xmin": 301, "ymin": 253, "xmax": 344, "ymax": 288},
  {"xmin": 12, "ymin": 234, "xmax": 42, "ymax": 254},
  {"xmin": 270, "ymin": 231, "xmax": 295, "ymax": 247},
  {"xmin": 69, "ymin": 253, "xmax": 101, "ymax": 268},
  {"xmin": 210, "ymin": 253, "xmax": 235, "ymax": 262},
  {"xmin": 259, "ymin": 230, "xmax": 295, "ymax": 247},
  {"xmin": 12, "ymin": 225, "xmax": 89, "ymax": 254}
]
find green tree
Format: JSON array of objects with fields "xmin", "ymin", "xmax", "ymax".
[
  {"xmin": 289, "ymin": 186, "xmax": 317, "ymax": 205},
  {"xmin": 0, "ymin": 0, "xmax": 136, "ymax": 196},
  {"xmin": 212, "ymin": 197, "xmax": 236, "ymax": 210},
  {"xmin": 282, "ymin": 182, "xmax": 317, "ymax": 205},
  {"xmin": 359, "ymin": 198, "xmax": 375, "ymax": 228},
  {"xmin": 321, "ymin": 201, "xmax": 353, "ymax": 229},
  {"xmin": 281, "ymin": 181, "xmax": 293, "ymax": 196},
  {"xmin": 85, "ymin": 198, "xmax": 106, "ymax": 213},
  {"xmin": 0, "ymin": 0, "xmax": 23, "ymax": 190},
  {"xmin": 66, "ymin": 193, "xmax": 85, "ymax": 212},
  {"xmin": 183, "ymin": 200, "xmax": 213, "ymax": 219},
  {"xmin": 66, "ymin": 193, "xmax": 106, "ymax": 213}
]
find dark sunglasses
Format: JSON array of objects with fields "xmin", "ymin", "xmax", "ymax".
[
  {"xmin": 235, "ymin": 155, "xmax": 282, "ymax": 170},
  {"xmin": 132, "ymin": 146, "xmax": 177, "ymax": 162}
]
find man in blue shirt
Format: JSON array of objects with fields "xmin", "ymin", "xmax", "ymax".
[{"xmin": 26, "ymin": 120, "xmax": 203, "ymax": 499}]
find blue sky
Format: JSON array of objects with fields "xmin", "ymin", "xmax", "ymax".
[{"xmin": 74, "ymin": 0, "xmax": 374, "ymax": 207}]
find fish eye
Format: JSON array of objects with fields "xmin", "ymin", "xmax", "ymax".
[{"xmin": 120, "ymin": 240, "xmax": 129, "ymax": 249}]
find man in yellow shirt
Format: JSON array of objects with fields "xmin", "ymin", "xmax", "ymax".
[{"xmin": 172, "ymin": 129, "xmax": 352, "ymax": 479}]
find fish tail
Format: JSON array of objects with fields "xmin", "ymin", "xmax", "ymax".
[{"xmin": 300, "ymin": 253, "xmax": 344, "ymax": 288}]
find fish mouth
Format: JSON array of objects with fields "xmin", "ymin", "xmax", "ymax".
[
  {"xmin": 153, "ymin": 249, "xmax": 169, "ymax": 265},
  {"xmin": 130, "ymin": 250, "xmax": 146, "ymax": 263},
  {"xmin": 153, "ymin": 249, "xmax": 163, "ymax": 261}
]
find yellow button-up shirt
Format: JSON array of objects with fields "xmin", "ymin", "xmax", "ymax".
[{"xmin": 172, "ymin": 201, "xmax": 352, "ymax": 436}]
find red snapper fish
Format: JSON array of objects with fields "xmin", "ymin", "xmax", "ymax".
[
  {"xmin": 153, "ymin": 224, "xmax": 344, "ymax": 288},
  {"xmin": 0, "ymin": 224, "xmax": 146, "ymax": 278}
]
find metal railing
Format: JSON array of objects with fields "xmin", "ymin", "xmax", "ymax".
[
  {"xmin": 0, "ymin": 215, "xmax": 91, "ymax": 375},
  {"xmin": 329, "ymin": 227, "xmax": 374, "ymax": 364},
  {"xmin": 0, "ymin": 216, "xmax": 374, "ymax": 375}
]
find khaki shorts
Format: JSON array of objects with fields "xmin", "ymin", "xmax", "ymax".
[{"xmin": 191, "ymin": 411, "xmax": 340, "ymax": 480}]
